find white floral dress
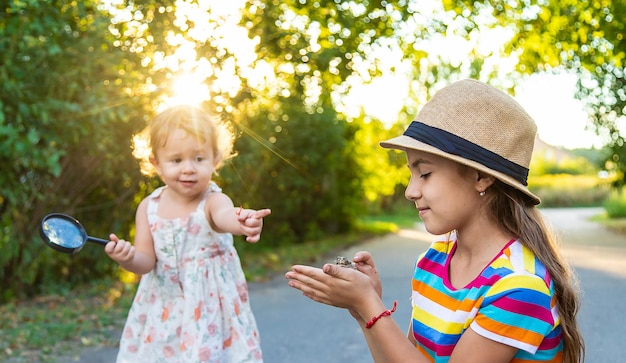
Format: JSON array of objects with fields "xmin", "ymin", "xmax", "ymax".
[{"xmin": 117, "ymin": 183, "xmax": 263, "ymax": 363}]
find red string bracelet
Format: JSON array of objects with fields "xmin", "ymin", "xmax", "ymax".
[{"xmin": 365, "ymin": 300, "xmax": 398, "ymax": 329}]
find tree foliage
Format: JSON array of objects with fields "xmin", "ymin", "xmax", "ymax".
[
  {"xmin": 444, "ymin": 0, "xmax": 626, "ymax": 186},
  {"xmin": 1, "ymin": 0, "xmax": 424, "ymax": 301},
  {"xmin": 0, "ymin": 0, "xmax": 153, "ymax": 302},
  {"xmin": 226, "ymin": 0, "xmax": 419, "ymax": 244},
  {"xmin": 8, "ymin": 0, "xmax": 563, "ymax": 303},
  {"xmin": 99, "ymin": 0, "xmax": 420, "ymax": 245}
]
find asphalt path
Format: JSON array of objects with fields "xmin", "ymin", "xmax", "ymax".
[{"xmin": 53, "ymin": 207, "xmax": 625, "ymax": 362}]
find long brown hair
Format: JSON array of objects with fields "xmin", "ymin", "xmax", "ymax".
[{"xmin": 486, "ymin": 180, "xmax": 585, "ymax": 363}]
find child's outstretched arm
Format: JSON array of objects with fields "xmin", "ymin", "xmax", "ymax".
[
  {"xmin": 206, "ymin": 192, "xmax": 271, "ymax": 243},
  {"xmin": 104, "ymin": 198, "xmax": 156, "ymax": 274}
]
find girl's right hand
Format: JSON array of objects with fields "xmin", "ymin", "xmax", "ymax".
[
  {"xmin": 285, "ymin": 260, "xmax": 381, "ymax": 314},
  {"xmin": 105, "ymin": 233, "xmax": 135, "ymax": 264}
]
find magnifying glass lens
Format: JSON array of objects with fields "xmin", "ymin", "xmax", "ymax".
[{"xmin": 43, "ymin": 217, "xmax": 84, "ymax": 248}]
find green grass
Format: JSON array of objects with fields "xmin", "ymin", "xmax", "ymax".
[
  {"xmin": 359, "ymin": 204, "xmax": 421, "ymax": 230},
  {"xmin": 0, "ymin": 217, "xmax": 401, "ymax": 363},
  {"xmin": 590, "ymin": 211, "xmax": 626, "ymax": 235},
  {"xmin": 602, "ymin": 218, "xmax": 626, "ymax": 234},
  {"xmin": 0, "ymin": 280, "xmax": 136, "ymax": 362}
]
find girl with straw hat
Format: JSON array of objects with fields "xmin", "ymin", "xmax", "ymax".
[{"xmin": 286, "ymin": 79, "xmax": 584, "ymax": 362}]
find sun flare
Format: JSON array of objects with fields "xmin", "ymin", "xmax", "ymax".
[{"xmin": 166, "ymin": 73, "xmax": 211, "ymax": 107}]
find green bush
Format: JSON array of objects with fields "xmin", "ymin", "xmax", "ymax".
[
  {"xmin": 530, "ymin": 152, "xmax": 598, "ymax": 176},
  {"xmin": 0, "ymin": 0, "xmax": 151, "ymax": 303},
  {"xmin": 604, "ymin": 190, "xmax": 626, "ymax": 218}
]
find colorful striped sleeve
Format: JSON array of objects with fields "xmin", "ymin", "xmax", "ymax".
[{"xmin": 471, "ymin": 273, "xmax": 557, "ymax": 354}]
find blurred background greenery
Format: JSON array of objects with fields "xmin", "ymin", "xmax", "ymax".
[{"xmin": 2, "ymin": 0, "xmax": 626, "ymax": 361}]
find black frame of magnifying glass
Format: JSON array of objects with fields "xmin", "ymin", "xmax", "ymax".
[{"xmin": 40, "ymin": 213, "xmax": 109, "ymax": 254}]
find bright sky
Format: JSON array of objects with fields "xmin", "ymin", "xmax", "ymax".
[
  {"xmin": 514, "ymin": 73, "xmax": 604, "ymax": 150},
  {"xmin": 344, "ymin": 39, "xmax": 608, "ymax": 150},
  {"xmin": 349, "ymin": 73, "xmax": 604, "ymax": 150}
]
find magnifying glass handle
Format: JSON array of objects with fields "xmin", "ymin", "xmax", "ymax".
[{"xmin": 87, "ymin": 236, "xmax": 111, "ymax": 246}]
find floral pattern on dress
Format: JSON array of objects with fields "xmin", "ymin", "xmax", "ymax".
[{"xmin": 116, "ymin": 182, "xmax": 263, "ymax": 363}]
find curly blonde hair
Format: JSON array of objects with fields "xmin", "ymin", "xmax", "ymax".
[{"xmin": 133, "ymin": 105, "xmax": 236, "ymax": 176}]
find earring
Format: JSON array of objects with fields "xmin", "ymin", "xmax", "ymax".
[{"xmin": 479, "ymin": 191, "xmax": 486, "ymax": 196}]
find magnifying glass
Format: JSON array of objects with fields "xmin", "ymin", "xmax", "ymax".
[{"xmin": 40, "ymin": 213, "xmax": 109, "ymax": 254}]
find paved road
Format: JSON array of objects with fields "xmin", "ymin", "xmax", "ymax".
[
  {"xmin": 543, "ymin": 208, "xmax": 626, "ymax": 362},
  {"xmin": 54, "ymin": 208, "xmax": 625, "ymax": 362}
]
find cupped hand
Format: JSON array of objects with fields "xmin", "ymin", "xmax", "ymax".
[
  {"xmin": 285, "ymin": 262, "xmax": 378, "ymax": 312},
  {"xmin": 353, "ymin": 251, "xmax": 382, "ymax": 297}
]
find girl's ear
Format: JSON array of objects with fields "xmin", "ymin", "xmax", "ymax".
[
  {"xmin": 476, "ymin": 171, "xmax": 495, "ymax": 192},
  {"xmin": 150, "ymin": 155, "xmax": 161, "ymax": 175},
  {"xmin": 213, "ymin": 152, "xmax": 222, "ymax": 167}
]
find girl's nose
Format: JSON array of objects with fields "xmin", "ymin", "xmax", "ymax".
[
  {"xmin": 405, "ymin": 177, "xmax": 420, "ymax": 201},
  {"xmin": 182, "ymin": 160, "xmax": 196, "ymax": 173}
]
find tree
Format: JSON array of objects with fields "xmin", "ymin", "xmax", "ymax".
[
  {"xmin": 444, "ymin": 0, "xmax": 626, "ymax": 187},
  {"xmin": 233, "ymin": 0, "xmax": 456, "ymax": 243},
  {"xmin": 0, "ymin": 0, "xmax": 152, "ymax": 302},
  {"xmin": 2, "ymin": 0, "xmax": 472, "ymax": 301},
  {"xmin": 221, "ymin": 1, "xmax": 369, "ymax": 243},
  {"xmin": 109, "ymin": 0, "xmax": 426, "ymax": 244}
]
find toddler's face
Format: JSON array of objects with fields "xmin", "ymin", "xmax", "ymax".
[{"xmin": 152, "ymin": 128, "xmax": 217, "ymax": 198}]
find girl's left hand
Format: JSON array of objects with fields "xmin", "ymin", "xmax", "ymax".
[
  {"xmin": 237, "ymin": 208, "xmax": 271, "ymax": 243},
  {"xmin": 353, "ymin": 251, "xmax": 382, "ymax": 298}
]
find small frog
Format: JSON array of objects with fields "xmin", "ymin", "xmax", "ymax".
[{"xmin": 334, "ymin": 256, "xmax": 356, "ymax": 269}]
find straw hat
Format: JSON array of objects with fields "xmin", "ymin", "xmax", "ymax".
[{"xmin": 380, "ymin": 79, "xmax": 540, "ymax": 204}]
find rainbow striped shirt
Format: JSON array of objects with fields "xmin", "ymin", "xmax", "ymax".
[{"xmin": 411, "ymin": 233, "xmax": 563, "ymax": 362}]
